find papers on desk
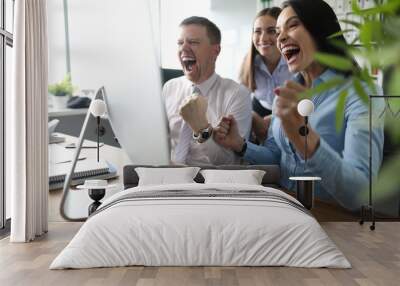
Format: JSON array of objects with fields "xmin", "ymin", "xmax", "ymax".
[
  {"xmin": 65, "ymin": 142, "xmax": 105, "ymax": 149},
  {"xmin": 49, "ymin": 144, "xmax": 86, "ymax": 164},
  {"xmin": 49, "ymin": 160, "xmax": 118, "ymax": 191}
]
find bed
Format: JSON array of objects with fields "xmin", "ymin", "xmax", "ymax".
[{"xmin": 50, "ymin": 165, "xmax": 350, "ymax": 269}]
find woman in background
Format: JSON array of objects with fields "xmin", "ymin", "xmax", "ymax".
[{"xmin": 240, "ymin": 7, "xmax": 293, "ymax": 142}]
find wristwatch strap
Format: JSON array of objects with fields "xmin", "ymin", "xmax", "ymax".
[
  {"xmin": 192, "ymin": 124, "xmax": 213, "ymax": 143},
  {"xmin": 233, "ymin": 139, "xmax": 247, "ymax": 157}
]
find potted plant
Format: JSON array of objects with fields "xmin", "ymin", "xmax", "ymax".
[{"xmin": 48, "ymin": 74, "xmax": 76, "ymax": 109}]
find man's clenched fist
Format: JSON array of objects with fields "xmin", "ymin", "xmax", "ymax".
[{"xmin": 179, "ymin": 94, "xmax": 209, "ymax": 133}]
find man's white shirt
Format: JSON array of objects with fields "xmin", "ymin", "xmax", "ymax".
[{"xmin": 163, "ymin": 73, "xmax": 252, "ymax": 165}]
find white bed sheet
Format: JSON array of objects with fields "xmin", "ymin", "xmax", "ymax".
[{"xmin": 50, "ymin": 183, "xmax": 350, "ymax": 269}]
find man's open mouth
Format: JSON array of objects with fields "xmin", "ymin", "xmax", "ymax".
[
  {"xmin": 281, "ymin": 45, "xmax": 300, "ymax": 63},
  {"xmin": 182, "ymin": 57, "xmax": 197, "ymax": 72}
]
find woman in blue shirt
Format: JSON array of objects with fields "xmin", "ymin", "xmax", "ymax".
[{"xmin": 214, "ymin": 0, "xmax": 384, "ymax": 211}]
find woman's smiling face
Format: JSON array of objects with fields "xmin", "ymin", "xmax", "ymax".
[
  {"xmin": 252, "ymin": 15, "xmax": 280, "ymax": 60},
  {"xmin": 275, "ymin": 6, "xmax": 317, "ymax": 73}
]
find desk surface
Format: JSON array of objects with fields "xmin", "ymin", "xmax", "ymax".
[
  {"xmin": 49, "ymin": 134, "xmax": 131, "ymax": 222},
  {"xmin": 48, "ymin": 107, "xmax": 88, "ymax": 117},
  {"xmin": 48, "ymin": 107, "xmax": 111, "ymax": 118},
  {"xmin": 48, "ymin": 135, "xmax": 357, "ymax": 222}
]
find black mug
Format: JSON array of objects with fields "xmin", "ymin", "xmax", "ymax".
[{"xmin": 295, "ymin": 180, "xmax": 315, "ymax": 210}]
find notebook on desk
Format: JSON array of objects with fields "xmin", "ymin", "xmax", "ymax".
[{"xmin": 49, "ymin": 160, "xmax": 118, "ymax": 190}]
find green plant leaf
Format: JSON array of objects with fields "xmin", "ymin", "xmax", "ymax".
[
  {"xmin": 335, "ymin": 89, "xmax": 348, "ymax": 132},
  {"xmin": 385, "ymin": 116, "xmax": 400, "ymax": 145},
  {"xmin": 359, "ymin": 21, "xmax": 374, "ymax": 49},
  {"xmin": 351, "ymin": 0, "xmax": 361, "ymax": 15},
  {"xmin": 328, "ymin": 38, "xmax": 352, "ymax": 51},
  {"xmin": 360, "ymin": 67, "xmax": 377, "ymax": 95},
  {"xmin": 358, "ymin": 1, "xmax": 400, "ymax": 17},
  {"xmin": 299, "ymin": 77, "xmax": 346, "ymax": 99},
  {"xmin": 349, "ymin": 37, "xmax": 360, "ymax": 47},
  {"xmin": 48, "ymin": 73, "xmax": 76, "ymax": 96},
  {"xmin": 383, "ymin": 16, "xmax": 400, "ymax": 38},
  {"xmin": 314, "ymin": 53, "xmax": 354, "ymax": 71},
  {"xmin": 385, "ymin": 93, "xmax": 400, "ymax": 142},
  {"xmin": 340, "ymin": 19, "xmax": 362, "ymax": 29},
  {"xmin": 388, "ymin": 68, "xmax": 400, "ymax": 95},
  {"xmin": 353, "ymin": 77, "xmax": 369, "ymax": 104},
  {"xmin": 352, "ymin": 44, "xmax": 400, "ymax": 69},
  {"xmin": 367, "ymin": 151, "xmax": 400, "ymax": 203},
  {"xmin": 328, "ymin": 29, "xmax": 355, "ymax": 39}
]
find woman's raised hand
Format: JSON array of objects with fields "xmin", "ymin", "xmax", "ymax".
[
  {"xmin": 213, "ymin": 115, "xmax": 245, "ymax": 152},
  {"xmin": 274, "ymin": 80, "xmax": 320, "ymax": 157}
]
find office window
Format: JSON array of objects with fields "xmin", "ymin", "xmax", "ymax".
[
  {"xmin": 4, "ymin": 44, "xmax": 11, "ymax": 221},
  {"xmin": 0, "ymin": 0, "xmax": 14, "ymax": 231}
]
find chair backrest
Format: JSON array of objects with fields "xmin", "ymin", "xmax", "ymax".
[{"xmin": 161, "ymin": 68, "xmax": 184, "ymax": 85}]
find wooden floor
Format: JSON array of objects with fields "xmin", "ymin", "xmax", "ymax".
[{"xmin": 1, "ymin": 222, "xmax": 400, "ymax": 286}]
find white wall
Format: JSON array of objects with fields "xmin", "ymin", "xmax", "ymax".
[
  {"xmin": 47, "ymin": 0, "xmax": 68, "ymax": 86},
  {"xmin": 48, "ymin": 0, "xmax": 258, "ymax": 88},
  {"xmin": 48, "ymin": 0, "xmax": 380, "ymax": 88},
  {"xmin": 48, "ymin": 0, "xmax": 170, "ymax": 165},
  {"xmin": 48, "ymin": 0, "xmax": 161, "ymax": 92}
]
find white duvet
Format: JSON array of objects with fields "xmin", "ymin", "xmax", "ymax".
[{"xmin": 50, "ymin": 183, "xmax": 351, "ymax": 269}]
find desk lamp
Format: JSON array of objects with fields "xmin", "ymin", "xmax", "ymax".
[
  {"xmin": 297, "ymin": 99, "xmax": 314, "ymax": 171},
  {"xmin": 289, "ymin": 99, "xmax": 320, "ymax": 210},
  {"xmin": 90, "ymin": 99, "xmax": 106, "ymax": 162},
  {"xmin": 60, "ymin": 87, "xmax": 117, "ymax": 221}
]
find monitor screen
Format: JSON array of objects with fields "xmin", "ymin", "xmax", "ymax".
[
  {"xmin": 54, "ymin": 0, "xmax": 171, "ymax": 221},
  {"xmin": 67, "ymin": 0, "xmax": 170, "ymax": 165}
]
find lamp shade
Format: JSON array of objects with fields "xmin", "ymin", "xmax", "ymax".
[
  {"xmin": 90, "ymin": 99, "xmax": 106, "ymax": 117},
  {"xmin": 297, "ymin": 99, "xmax": 314, "ymax": 117}
]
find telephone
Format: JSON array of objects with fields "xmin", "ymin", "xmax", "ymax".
[{"xmin": 67, "ymin": 96, "xmax": 91, "ymax": 109}]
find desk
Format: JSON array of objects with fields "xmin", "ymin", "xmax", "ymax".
[
  {"xmin": 49, "ymin": 134, "xmax": 130, "ymax": 222},
  {"xmin": 49, "ymin": 135, "xmax": 357, "ymax": 222}
]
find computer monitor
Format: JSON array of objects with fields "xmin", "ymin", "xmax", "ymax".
[
  {"xmin": 76, "ymin": 1, "xmax": 170, "ymax": 165},
  {"xmin": 59, "ymin": 0, "xmax": 170, "ymax": 221}
]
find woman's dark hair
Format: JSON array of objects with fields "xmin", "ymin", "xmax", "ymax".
[
  {"xmin": 281, "ymin": 0, "xmax": 359, "ymax": 76},
  {"xmin": 239, "ymin": 7, "xmax": 282, "ymax": 91}
]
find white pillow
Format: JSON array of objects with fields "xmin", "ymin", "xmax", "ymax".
[
  {"xmin": 135, "ymin": 167, "xmax": 200, "ymax": 186},
  {"xmin": 200, "ymin": 169, "xmax": 266, "ymax": 185}
]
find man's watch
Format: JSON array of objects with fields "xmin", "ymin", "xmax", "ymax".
[
  {"xmin": 233, "ymin": 139, "xmax": 247, "ymax": 157},
  {"xmin": 193, "ymin": 124, "xmax": 213, "ymax": 143}
]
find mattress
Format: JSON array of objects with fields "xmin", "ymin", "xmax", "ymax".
[{"xmin": 50, "ymin": 183, "xmax": 350, "ymax": 269}]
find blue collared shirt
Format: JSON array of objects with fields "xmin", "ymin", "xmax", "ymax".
[
  {"xmin": 244, "ymin": 69, "xmax": 384, "ymax": 210},
  {"xmin": 253, "ymin": 55, "xmax": 293, "ymax": 110}
]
